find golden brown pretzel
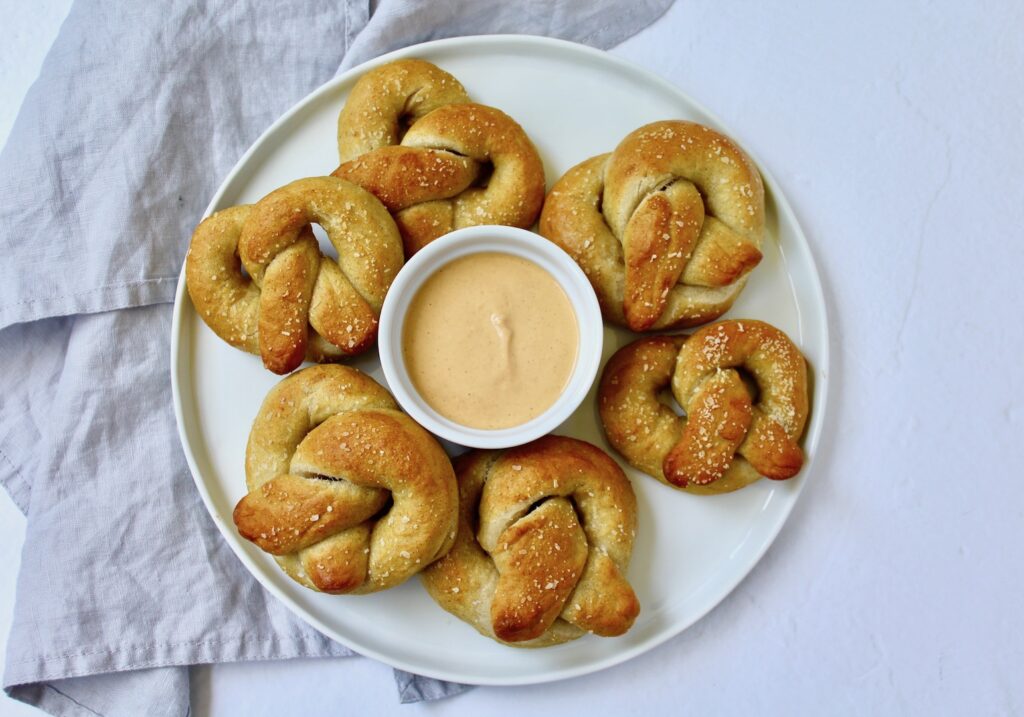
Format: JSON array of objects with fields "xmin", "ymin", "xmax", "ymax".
[
  {"xmin": 599, "ymin": 320, "xmax": 809, "ymax": 494},
  {"xmin": 336, "ymin": 58, "xmax": 471, "ymax": 162},
  {"xmin": 186, "ymin": 176, "xmax": 403, "ymax": 374},
  {"xmin": 422, "ymin": 436, "xmax": 640, "ymax": 647},
  {"xmin": 332, "ymin": 59, "xmax": 545, "ymax": 256},
  {"xmin": 232, "ymin": 365, "xmax": 458, "ymax": 594},
  {"xmin": 540, "ymin": 121, "xmax": 764, "ymax": 332}
]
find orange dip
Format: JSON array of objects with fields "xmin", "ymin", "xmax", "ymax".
[{"xmin": 402, "ymin": 252, "xmax": 578, "ymax": 429}]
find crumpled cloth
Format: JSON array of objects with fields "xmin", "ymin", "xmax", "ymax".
[{"xmin": 0, "ymin": 0, "xmax": 673, "ymax": 714}]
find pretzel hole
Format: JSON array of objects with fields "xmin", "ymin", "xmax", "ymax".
[
  {"xmin": 232, "ymin": 248, "xmax": 252, "ymax": 280},
  {"xmin": 472, "ymin": 160, "xmax": 495, "ymax": 190},
  {"xmin": 521, "ymin": 495, "xmax": 584, "ymax": 527},
  {"xmin": 736, "ymin": 367, "xmax": 760, "ymax": 403},
  {"xmin": 523, "ymin": 496, "xmax": 550, "ymax": 517},
  {"xmin": 662, "ymin": 178, "xmax": 715, "ymax": 218},
  {"xmin": 656, "ymin": 388, "xmax": 686, "ymax": 417},
  {"xmin": 311, "ymin": 223, "xmax": 339, "ymax": 261},
  {"xmin": 396, "ymin": 113, "xmax": 417, "ymax": 142},
  {"xmin": 373, "ymin": 495, "xmax": 395, "ymax": 522},
  {"xmin": 685, "ymin": 368, "xmax": 760, "ymax": 405}
]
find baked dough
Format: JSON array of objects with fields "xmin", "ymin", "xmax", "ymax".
[
  {"xmin": 185, "ymin": 176, "xmax": 403, "ymax": 374},
  {"xmin": 540, "ymin": 121, "xmax": 764, "ymax": 331},
  {"xmin": 233, "ymin": 365, "xmax": 458, "ymax": 594},
  {"xmin": 422, "ymin": 436, "xmax": 640, "ymax": 646},
  {"xmin": 333, "ymin": 59, "xmax": 545, "ymax": 256},
  {"xmin": 599, "ymin": 320, "xmax": 809, "ymax": 494}
]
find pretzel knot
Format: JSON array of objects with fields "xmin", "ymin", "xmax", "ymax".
[
  {"xmin": 186, "ymin": 176, "xmax": 403, "ymax": 374},
  {"xmin": 332, "ymin": 59, "xmax": 545, "ymax": 257},
  {"xmin": 232, "ymin": 365, "xmax": 458, "ymax": 594},
  {"xmin": 422, "ymin": 436, "xmax": 640, "ymax": 646},
  {"xmin": 540, "ymin": 120, "xmax": 765, "ymax": 332},
  {"xmin": 599, "ymin": 320, "xmax": 809, "ymax": 495}
]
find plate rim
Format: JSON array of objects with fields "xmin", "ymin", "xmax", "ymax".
[{"xmin": 170, "ymin": 33, "xmax": 831, "ymax": 686}]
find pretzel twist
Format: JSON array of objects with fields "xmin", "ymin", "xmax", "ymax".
[
  {"xmin": 233, "ymin": 365, "xmax": 458, "ymax": 594},
  {"xmin": 540, "ymin": 121, "xmax": 765, "ymax": 331},
  {"xmin": 599, "ymin": 320, "xmax": 809, "ymax": 494},
  {"xmin": 186, "ymin": 176, "xmax": 403, "ymax": 374},
  {"xmin": 422, "ymin": 436, "xmax": 640, "ymax": 647},
  {"xmin": 332, "ymin": 59, "xmax": 545, "ymax": 256}
]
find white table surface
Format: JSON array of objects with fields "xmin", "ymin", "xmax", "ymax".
[{"xmin": 2, "ymin": 1, "xmax": 1023, "ymax": 715}]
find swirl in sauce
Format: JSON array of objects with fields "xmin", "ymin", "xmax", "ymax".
[{"xmin": 402, "ymin": 252, "xmax": 579, "ymax": 430}]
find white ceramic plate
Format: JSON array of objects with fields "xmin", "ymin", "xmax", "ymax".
[{"xmin": 171, "ymin": 35, "xmax": 829, "ymax": 686}]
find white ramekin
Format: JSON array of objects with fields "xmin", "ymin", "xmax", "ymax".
[{"xmin": 378, "ymin": 225, "xmax": 603, "ymax": 449}]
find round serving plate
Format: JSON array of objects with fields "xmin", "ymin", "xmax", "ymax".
[{"xmin": 171, "ymin": 34, "xmax": 829, "ymax": 686}]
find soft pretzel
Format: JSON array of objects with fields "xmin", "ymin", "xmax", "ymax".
[
  {"xmin": 232, "ymin": 365, "xmax": 458, "ymax": 594},
  {"xmin": 186, "ymin": 176, "xmax": 403, "ymax": 374},
  {"xmin": 332, "ymin": 59, "xmax": 545, "ymax": 256},
  {"xmin": 422, "ymin": 436, "xmax": 640, "ymax": 647},
  {"xmin": 336, "ymin": 58, "xmax": 471, "ymax": 162},
  {"xmin": 599, "ymin": 320, "xmax": 809, "ymax": 494},
  {"xmin": 540, "ymin": 121, "xmax": 764, "ymax": 332}
]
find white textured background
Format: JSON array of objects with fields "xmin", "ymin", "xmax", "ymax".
[{"xmin": 2, "ymin": 1, "xmax": 1023, "ymax": 715}]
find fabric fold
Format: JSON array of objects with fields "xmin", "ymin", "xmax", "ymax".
[
  {"xmin": 0, "ymin": 0, "xmax": 675, "ymax": 714},
  {"xmin": 0, "ymin": 1, "xmax": 358, "ymax": 331}
]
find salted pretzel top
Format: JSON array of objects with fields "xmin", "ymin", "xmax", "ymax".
[
  {"xmin": 186, "ymin": 176, "xmax": 403, "ymax": 375},
  {"xmin": 333, "ymin": 59, "xmax": 545, "ymax": 256},
  {"xmin": 422, "ymin": 436, "xmax": 640, "ymax": 647},
  {"xmin": 337, "ymin": 58, "xmax": 471, "ymax": 162},
  {"xmin": 233, "ymin": 365, "xmax": 458, "ymax": 594},
  {"xmin": 540, "ymin": 120, "xmax": 765, "ymax": 332},
  {"xmin": 599, "ymin": 320, "xmax": 808, "ymax": 494}
]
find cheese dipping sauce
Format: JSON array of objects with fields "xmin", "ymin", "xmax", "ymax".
[{"xmin": 401, "ymin": 252, "xmax": 579, "ymax": 430}]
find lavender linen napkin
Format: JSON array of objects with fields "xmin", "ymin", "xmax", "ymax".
[{"xmin": 0, "ymin": 0, "xmax": 673, "ymax": 714}]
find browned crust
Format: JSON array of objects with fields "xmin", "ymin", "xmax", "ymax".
[
  {"xmin": 337, "ymin": 58, "xmax": 470, "ymax": 162},
  {"xmin": 598, "ymin": 320, "xmax": 810, "ymax": 494},
  {"xmin": 540, "ymin": 120, "xmax": 765, "ymax": 331},
  {"xmin": 422, "ymin": 435, "xmax": 639, "ymax": 647},
  {"xmin": 186, "ymin": 205, "xmax": 261, "ymax": 354},
  {"xmin": 234, "ymin": 365, "xmax": 458, "ymax": 594},
  {"xmin": 185, "ymin": 176, "xmax": 403, "ymax": 373},
  {"xmin": 674, "ymin": 320, "xmax": 809, "ymax": 481},
  {"xmin": 335, "ymin": 58, "xmax": 546, "ymax": 257},
  {"xmin": 598, "ymin": 334, "xmax": 689, "ymax": 483}
]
